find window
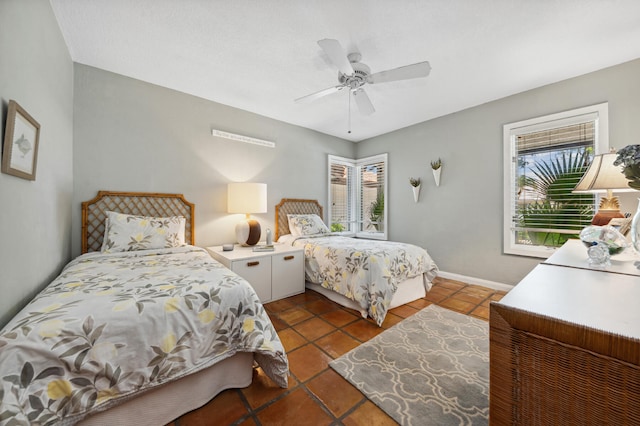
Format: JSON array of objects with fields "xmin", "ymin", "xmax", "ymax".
[
  {"xmin": 503, "ymin": 103, "xmax": 608, "ymax": 257},
  {"xmin": 328, "ymin": 153, "xmax": 388, "ymax": 240}
]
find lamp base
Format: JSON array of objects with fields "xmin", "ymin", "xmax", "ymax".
[
  {"xmin": 236, "ymin": 219, "xmax": 261, "ymax": 246},
  {"xmin": 591, "ymin": 209, "xmax": 624, "ymax": 226}
]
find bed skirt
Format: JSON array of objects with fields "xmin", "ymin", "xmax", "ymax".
[
  {"xmin": 78, "ymin": 352, "xmax": 254, "ymax": 426},
  {"xmin": 305, "ymin": 274, "xmax": 429, "ymax": 319}
]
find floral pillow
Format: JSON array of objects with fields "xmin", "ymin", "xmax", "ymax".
[
  {"xmin": 287, "ymin": 214, "xmax": 330, "ymax": 237},
  {"xmin": 102, "ymin": 211, "xmax": 186, "ymax": 253}
]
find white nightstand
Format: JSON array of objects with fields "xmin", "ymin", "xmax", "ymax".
[{"xmin": 205, "ymin": 244, "xmax": 305, "ymax": 302}]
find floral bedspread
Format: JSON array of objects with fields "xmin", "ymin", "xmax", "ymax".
[
  {"xmin": 0, "ymin": 246, "xmax": 288, "ymax": 425},
  {"xmin": 287, "ymin": 235, "xmax": 438, "ymax": 325}
]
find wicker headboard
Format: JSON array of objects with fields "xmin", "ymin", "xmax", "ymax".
[
  {"xmin": 275, "ymin": 198, "xmax": 323, "ymax": 241},
  {"xmin": 81, "ymin": 191, "xmax": 195, "ymax": 253}
]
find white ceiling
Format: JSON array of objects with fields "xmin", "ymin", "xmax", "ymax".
[{"xmin": 50, "ymin": 0, "xmax": 640, "ymax": 142}]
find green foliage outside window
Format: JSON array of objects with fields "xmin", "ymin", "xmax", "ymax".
[
  {"xmin": 369, "ymin": 192, "xmax": 384, "ymax": 231},
  {"xmin": 517, "ymin": 149, "xmax": 594, "ymax": 247},
  {"xmin": 330, "ymin": 222, "xmax": 345, "ymax": 232}
]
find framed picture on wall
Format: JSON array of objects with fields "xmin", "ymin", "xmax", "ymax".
[{"xmin": 2, "ymin": 100, "xmax": 40, "ymax": 181}]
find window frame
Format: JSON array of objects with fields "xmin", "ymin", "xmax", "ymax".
[
  {"xmin": 328, "ymin": 153, "xmax": 388, "ymax": 240},
  {"xmin": 503, "ymin": 103, "xmax": 609, "ymax": 258}
]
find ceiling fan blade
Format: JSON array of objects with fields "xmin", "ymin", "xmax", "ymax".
[
  {"xmin": 318, "ymin": 38, "xmax": 354, "ymax": 76},
  {"xmin": 352, "ymin": 89, "xmax": 375, "ymax": 115},
  {"xmin": 294, "ymin": 85, "xmax": 343, "ymax": 104},
  {"xmin": 366, "ymin": 61, "xmax": 431, "ymax": 84}
]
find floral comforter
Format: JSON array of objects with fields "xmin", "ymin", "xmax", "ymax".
[
  {"xmin": 0, "ymin": 246, "xmax": 288, "ymax": 425},
  {"xmin": 285, "ymin": 235, "xmax": 438, "ymax": 325}
]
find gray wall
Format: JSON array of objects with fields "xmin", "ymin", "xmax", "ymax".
[
  {"xmin": 3, "ymin": 2, "xmax": 638, "ymax": 325},
  {"xmin": 0, "ymin": 0, "xmax": 74, "ymax": 326},
  {"xmin": 72, "ymin": 64, "xmax": 354, "ymax": 257},
  {"xmin": 357, "ymin": 58, "xmax": 640, "ymax": 285}
]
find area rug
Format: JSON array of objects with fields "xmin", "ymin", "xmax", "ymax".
[{"xmin": 330, "ymin": 305, "xmax": 489, "ymax": 426}]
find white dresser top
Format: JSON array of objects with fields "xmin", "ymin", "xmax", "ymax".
[
  {"xmin": 543, "ymin": 238, "xmax": 640, "ymax": 277},
  {"xmin": 498, "ymin": 240, "xmax": 640, "ymax": 340}
]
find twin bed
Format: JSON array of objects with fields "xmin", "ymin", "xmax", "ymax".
[
  {"xmin": 0, "ymin": 193, "xmax": 438, "ymax": 425},
  {"xmin": 0, "ymin": 192, "xmax": 288, "ymax": 426},
  {"xmin": 275, "ymin": 198, "xmax": 438, "ymax": 326}
]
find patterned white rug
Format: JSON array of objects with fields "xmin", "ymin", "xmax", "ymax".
[{"xmin": 330, "ymin": 305, "xmax": 489, "ymax": 426}]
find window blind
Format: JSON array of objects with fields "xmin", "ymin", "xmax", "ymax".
[
  {"xmin": 517, "ymin": 122, "xmax": 594, "ymax": 154},
  {"xmin": 330, "ymin": 160, "xmax": 354, "ymax": 231},
  {"xmin": 512, "ymin": 121, "xmax": 595, "ymax": 243},
  {"xmin": 358, "ymin": 158, "xmax": 385, "ymax": 233}
]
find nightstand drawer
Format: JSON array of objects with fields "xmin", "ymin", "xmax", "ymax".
[
  {"xmin": 231, "ymin": 258, "xmax": 272, "ymax": 302},
  {"xmin": 271, "ymin": 251, "xmax": 304, "ymax": 300}
]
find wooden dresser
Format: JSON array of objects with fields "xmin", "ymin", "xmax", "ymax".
[{"xmin": 490, "ymin": 239, "xmax": 640, "ymax": 425}]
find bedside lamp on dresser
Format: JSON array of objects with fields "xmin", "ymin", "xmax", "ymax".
[{"xmin": 572, "ymin": 150, "xmax": 635, "ymax": 225}]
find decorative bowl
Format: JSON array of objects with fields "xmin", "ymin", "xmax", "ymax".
[{"xmin": 579, "ymin": 225, "xmax": 627, "ymax": 255}]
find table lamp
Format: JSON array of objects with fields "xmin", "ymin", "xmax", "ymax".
[
  {"xmin": 572, "ymin": 151, "xmax": 635, "ymax": 225},
  {"xmin": 228, "ymin": 182, "xmax": 267, "ymax": 246}
]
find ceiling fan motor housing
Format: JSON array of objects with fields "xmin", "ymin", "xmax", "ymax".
[{"xmin": 339, "ymin": 60, "xmax": 371, "ymax": 90}]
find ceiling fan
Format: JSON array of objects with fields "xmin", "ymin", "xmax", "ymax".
[{"xmin": 295, "ymin": 38, "xmax": 432, "ymax": 118}]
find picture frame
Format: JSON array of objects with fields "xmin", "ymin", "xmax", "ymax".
[{"xmin": 2, "ymin": 100, "xmax": 40, "ymax": 181}]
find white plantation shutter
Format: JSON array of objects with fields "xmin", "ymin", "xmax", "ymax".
[
  {"xmin": 358, "ymin": 155, "xmax": 386, "ymax": 236},
  {"xmin": 328, "ymin": 153, "xmax": 388, "ymax": 240},
  {"xmin": 503, "ymin": 103, "xmax": 608, "ymax": 257},
  {"xmin": 329, "ymin": 158, "xmax": 355, "ymax": 232}
]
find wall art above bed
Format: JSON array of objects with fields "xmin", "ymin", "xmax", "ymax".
[{"xmin": 1, "ymin": 100, "xmax": 40, "ymax": 181}]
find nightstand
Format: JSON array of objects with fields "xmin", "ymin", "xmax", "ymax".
[{"xmin": 205, "ymin": 244, "xmax": 305, "ymax": 302}]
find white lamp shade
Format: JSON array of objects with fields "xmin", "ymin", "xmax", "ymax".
[
  {"xmin": 573, "ymin": 152, "xmax": 635, "ymax": 193},
  {"xmin": 227, "ymin": 183, "xmax": 267, "ymax": 214}
]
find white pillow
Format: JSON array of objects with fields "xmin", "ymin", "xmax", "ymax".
[
  {"xmin": 287, "ymin": 214, "xmax": 330, "ymax": 237},
  {"xmin": 100, "ymin": 217, "xmax": 110, "ymax": 252},
  {"xmin": 102, "ymin": 211, "xmax": 186, "ymax": 253}
]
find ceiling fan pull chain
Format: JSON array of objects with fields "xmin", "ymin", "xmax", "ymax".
[{"xmin": 348, "ymin": 89, "xmax": 352, "ymax": 134}]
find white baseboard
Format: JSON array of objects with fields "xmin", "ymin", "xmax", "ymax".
[{"xmin": 436, "ymin": 270, "xmax": 514, "ymax": 292}]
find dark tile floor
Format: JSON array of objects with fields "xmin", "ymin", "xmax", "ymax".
[{"xmin": 170, "ymin": 277, "xmax": 507, "ymax": 425}]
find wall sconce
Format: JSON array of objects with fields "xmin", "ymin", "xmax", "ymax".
[
  {"xmin": 430, "ymin": 158, "xmax": 442, "ymax": 187},
  {"xmin": 227, "ymin": 182, "xmax": 267, "ymax": 246}
]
